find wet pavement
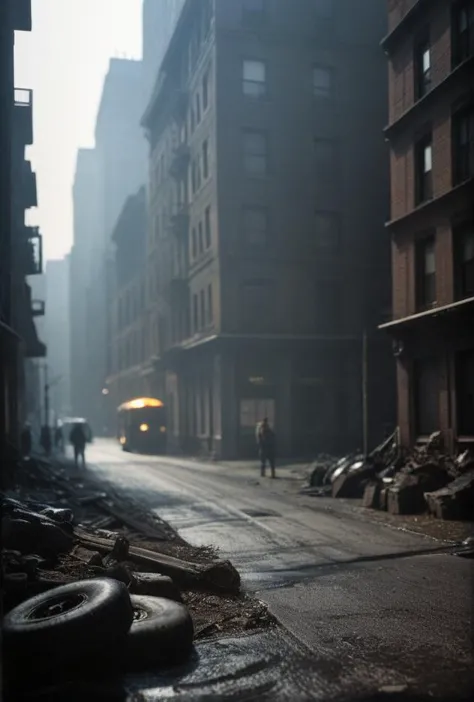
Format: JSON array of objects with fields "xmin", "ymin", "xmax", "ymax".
[{"xmin": 58, "ymin": 440, "xmax": 474, "ymax": 700}]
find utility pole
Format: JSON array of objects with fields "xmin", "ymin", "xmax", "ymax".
[{"xmin": 362, "ymin": 330, "xmax": 369, "ymax": 457}]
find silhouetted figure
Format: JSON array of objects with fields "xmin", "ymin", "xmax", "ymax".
[
  {"xmin": 256, "ymin": 417, "xmax": 276, "ymax": 478},
  {"xmin": 70, "ymin": 423, "xmax": 87, "ymax": 468},
  {"xmin": 20, "ymin": 424, "xmax": 32, "ymax": 458},
  {"xmin": 54, "ymin": 425, "xmax": 64, "ymax": 453},
  {"xmin": 40, "ymin": 425, "xmax": 52, "ymax": 457}
]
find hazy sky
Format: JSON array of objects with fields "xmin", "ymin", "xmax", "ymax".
[{"xmin": 14, "ymin": 0, "xmax": 143, "ymax": 262}]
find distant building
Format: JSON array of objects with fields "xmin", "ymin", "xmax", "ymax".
[
  {"xmin": 106, "ymin": 187, "xmax": 147, "ymax": 426},
  {"xmin": 141, "ymin": 0, "xmax": 394, "ymax": 458},
  {"xmin": 70, "ymin": 148, "xmax": 100, "ymax": 419},
  {"xmin": 380, "ymin": 0, "xmax": 474, "ymax": 452},
  {"xmin": 142, "ymin": 0, "xmax": 185, "ymax": 108},
  {"xmin": 70, "ymin": 59, "xmax": 147, "ymax": 433}
]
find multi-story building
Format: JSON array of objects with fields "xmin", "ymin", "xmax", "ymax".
[
  {"xmin": 70, "ymin": 148, "xmax": 100, "ymax": 419},
  {"xmin": 380, "ymin": 0, "xmax": 474, "ymax": 452},
  {"xmin": 1, "ymin": 0, "xmax": 46, "ymax": 452},
  {"xmin": 142, "ymin": 0, "xmax": 394, "ymax": 458},
  {"xmin": 43, "ymin": 258, "xmax": 71, "ymax": 420},
  {"xmin": 106, "ymin": 187, "xmax": 147, "ymax": 420},
  {"xmin": 70, "ymin": 60, "xmax": 146, "ymax": 432}
]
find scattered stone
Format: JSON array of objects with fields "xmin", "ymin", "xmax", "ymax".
[
  {"xmin": 424, "ymin": 470, "xmax": 474, "ymax": 521},
  {"xmin": 72, "ymin": 545, "xmax": 104, "ymax": 567},
  {"xmin": 362, "ymin": 482, "xmax": 381, "ymax": 509},
  {"xmin": 332, "ymin": 464, "xmax": 374, "ymax": 499},
  {"xmin": 133, "ymin": 573, "xmax": 182, "ymax": 602}
]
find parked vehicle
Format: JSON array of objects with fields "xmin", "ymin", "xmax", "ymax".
[{"xmin": 117, "ymin": 398, "xmax": 167, "ymax": 454}]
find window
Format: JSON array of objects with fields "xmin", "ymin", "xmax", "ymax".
[
  {"xmin": 193, "ymin": 293, "xmax": 199, "ymax": 332},
  {"xmin": 314, "ymin": 0, "xmax": 333, "ymax": 17},
  {"xmin": 312, "ymin": 66, "xmax": 332, "ymax": 98},
  {"xmin": 313, "ymin": 138, "xmax": 336, "ymax": 171},
  {"xmin": 204, "ymin": 205, "xmax": 211, "ymax": 248},
  {"xmin": 243, "ymin": 60, "xmax": 266, "ymax": 98},
  {"xmin": 200, "ymin": 290, "xmax": 205, "ymax": 329},
  {"xmin": 202, "ymin": 139, "xmax": 209, "ymax": 179},
  {"xmin": 452, "ymin": 105, "xmax": 474, "ymax": 185},
  {"xmin": 456, "ymin": 350, "xmax": 474, "ymax": 435},
  {"xmin": 243, "ymin": 206, "xmax": 268, "ymax": 246},
  {"xmin": 452, "ymin": 0, "xmax": 474, "ymax": 67},
  {"xmin": 191, "ymin": 161, "xmax": 197, "ymax": 194},
  {"xmin": 242, "ymin": 0, "xmax": 265, "ymax": 27},
  {"xmin": 415, "ymin": 135, "xmax": 433, "ymax": 204},
  {"xmin": 454, "ymin": 221, "xmax": 474, "ymax": 299},
  {"xmin": 207, "ymin": 284, "xmax": 213, "ymax": 325},
  {"xmin": 198, "ymin": 221, "xmax": 204, "ymax": 254},
  {"xmin": 195, "ymin": 92, "xmax": 201, "ymax": 124},
  {"xmin": 202, "ymin": 71, "xmax": 209, "ymax": 110},
  {"xmin": 190, "ymin": 108, "xmax": 195, "ymax": 133},
  {"xmin": 416, "ymin": 236, "xmax": 436, "ymax": 309},
  {"xmin": 191, "ymin": 227, "xmax": 197, "ymax": 259},
  {"xmin": 242, "ymin": 280, "xmax": 273, "ymax": 331},
  {"xmin": 314, "ymin": 212, "xmax": 339, "ymax": 248},
  {"xmin": 414, "ymin": 359, "xmax": 440, "ymax": 436},
  {"xmin": 414, "ymin": 38, "xmax": 431, "ymax": 99},
  {"xmin": 243, "ymin": 130, "xmax": 268, "ymax": 175}
]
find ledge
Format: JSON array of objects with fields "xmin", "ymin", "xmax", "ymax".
[{"xmin": 379, "ymin": 296, "xmax": 474, "ymax": 331}]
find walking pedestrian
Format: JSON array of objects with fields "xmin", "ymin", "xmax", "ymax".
[
  {"xmin": 256, "ymin": 417, "xmax": 276, "ymax": 478},
  {"xmin": 70, "ymin": 422, "xmax": 87, "ymax": 468}
]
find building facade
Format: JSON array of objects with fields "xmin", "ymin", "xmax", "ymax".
[
  {"xmin": 44, "ymin": 258, "xmax": 71, "ymax": 421},
  {"xmin": 106, "ymin": 188, "xmax": 147, "ymax": 424},
  {"xmin": 141, "ymin": 0, "xmax": 394, "ymax": 459},
  {"xmin": 381, "ymin": 0, "xmax": 474, "ymax": 451}
]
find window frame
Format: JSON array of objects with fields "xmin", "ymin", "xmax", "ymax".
[
  {"xmin": 243, "ymin": 59, "xmax": 267, "ymax": 99},
  {"xmin": 451, "ymin": 0, "xmax": 474, "ymax": 67},
  {"xmin": 242, "ymin": 0, "xmax": 265, "ymax": 27},
  {"xmin": 243, "ymin": 129, "xmax": 268, "ymax": 176},
  {"xmin": 204, "ymin": 205, "xmax": 212, "ymax": 248},
  {"xmin": 452, "ymin": 103, "xmax": 474, "ymax": 186},
  {"xmin": 414, "ymin": 134, "xmax": 433, "ymax": 205},
  {"xmin": 415, "ymin": 234, "xmax": 437, "ymax": 310},
  {"xmin": 414, "ymin": 35, "xmax": 431, "ymax": 100},
  {"xmin": 312, "ymin": 65, "xmax": 333, "ymax": 99},
  {"xmin": 243, "ymin": 205, "xmax": 268, "ymax": 247},
  {"xmin": 202, "ymin": 139, "xmax": 209, "ymax": 179},
  {"xmin": 453, "ymin": 219, "xmax": 474, "ymax": 299}
]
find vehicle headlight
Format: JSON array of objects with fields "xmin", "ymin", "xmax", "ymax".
[
  {"xmin": 140, "ymin": 423, "xmax": 149, "ymax": 432},
  {"xmin": 160, "ymin": 426, "xmax": 166, "ymax": 433}
]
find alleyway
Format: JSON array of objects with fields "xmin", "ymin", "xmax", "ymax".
[{"xmin": 81, "ymin": 440, "xmax": 473, "ymax": 698}]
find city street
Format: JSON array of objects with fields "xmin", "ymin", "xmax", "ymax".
[{"xmin": 83, "ymin": 440, "xmax": 473, "ymax": 699}]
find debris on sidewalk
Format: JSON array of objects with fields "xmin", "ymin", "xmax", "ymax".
[
  {"xmin": 1, "ymin": 451, "xmax": 270, "ymax": 684},
  {"xmin": 304, "ymin": 430, "xmax": 474, "ymax": 525}
]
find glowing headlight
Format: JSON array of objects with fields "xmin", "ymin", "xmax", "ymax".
[
  {"xmin": 140, "ymin": 423, "xmax": 149, "ymax": 432},
  {"xmin": 160, "ymin": 426, "xmax": 166, "ymax": 433},
  {"xmin": 119, "ymin": 437, "xmax": 126, "ymax": 445}
]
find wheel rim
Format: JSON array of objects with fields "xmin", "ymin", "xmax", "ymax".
[
  {"xmin": 133, "ymin": 606, "xmax": 150, "ymax": 623},
  {"xmin": 28, "ymin": 592, "xmax": 87, "ymax": 621}
]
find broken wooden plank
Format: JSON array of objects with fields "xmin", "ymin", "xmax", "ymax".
[{"xmin": 74, "ymin": 527, "xmax": 240, "ymax": 593}]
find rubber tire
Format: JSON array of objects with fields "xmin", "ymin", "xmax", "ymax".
[
  {"xmin": 3, "ymin": 578, "xmax": 133, "ymax": 664},
  {"xmin": 126, "ymin": 595, "xmax": 194, "ymax": 666}
]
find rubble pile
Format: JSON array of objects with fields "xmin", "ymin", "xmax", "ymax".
[
  {"xmin": 307, "ymin": 431, "xmax": 474, "ymax": 522},
  {"xmin": 1, "ymin": 457, "xmax": 273, "ymax": 694}
]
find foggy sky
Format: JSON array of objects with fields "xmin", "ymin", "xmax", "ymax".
[{"xmin": 14, "ymin": 0, "xmax": 142, "ymax": 261}]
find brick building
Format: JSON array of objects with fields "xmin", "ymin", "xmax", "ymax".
[
  {"xmin": 380, "ymin": 0, "xmax": 474, "ymax": 451},
  {"xmin": 141, "ymin": 0, "xmax": 394, "ymax": 458}
]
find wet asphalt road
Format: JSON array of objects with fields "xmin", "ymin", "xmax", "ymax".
[{"xmin": 83, "ymin": 440, "xmax": 473, "ymax": 700}]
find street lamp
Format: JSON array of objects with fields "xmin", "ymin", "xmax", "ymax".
[{"xmin": 102, "ymin": 388, "xmax": 109, "ymax": 396}]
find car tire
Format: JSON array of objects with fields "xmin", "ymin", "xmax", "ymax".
[
  {"xmin": 3, "ymin": 578, "xmax": 133, "ymax": 664},
  {"xmin": 125, "ymin": 595, "xmax": 194, "ymax": 667}
]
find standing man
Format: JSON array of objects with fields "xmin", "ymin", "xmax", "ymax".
[
  {"xmin": 256, "ymin": 417, "xmax": 276, "ymax": 479},
  {"xmin": 70, "ymin": 422, "xmax": 87, "ymax": 468}
]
